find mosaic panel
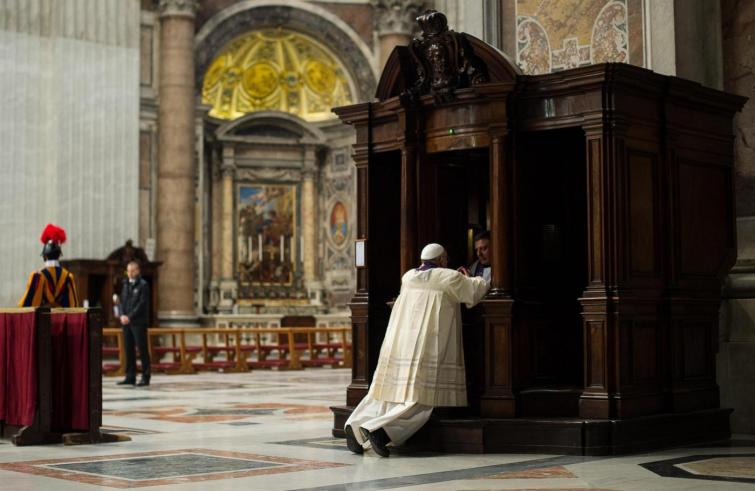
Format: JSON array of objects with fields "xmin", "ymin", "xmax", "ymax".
[
  {"xmin": 106, "ymin": 402, "xmax": 331, "ymax": 424},
  {"xmin": 641, "ymin": 453, "xmax": 755, "ymax": 485},
  {"xmin": 0, "ymin": 449, "xmax": 345, "ymax": 488},
  {"xmin": 274, "ymin": 437, "xmax": 352, "ymax": 452},
  {"xmin": 515, "ymin": 0, "xmax": 644, "ymax": 74}
]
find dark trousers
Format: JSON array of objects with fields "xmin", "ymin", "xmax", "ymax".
[{"xmin": 123, "ymin": 323, "xmax": 151, "ymax": 380}]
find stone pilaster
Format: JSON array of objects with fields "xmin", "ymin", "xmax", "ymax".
[
  {"xmin": 371, "ymin": 0, "xmax": 426, "ymax": 68},
  {"xmin": 218, "ymin": 148, "xmax": 237, "ymax": 313},
  {"xmin": 720, "ymin": 0, "xmax": 755, "ymax": 434},
  {"xmin": 156, "ymin": 0, "xmax": 198, "ymax": 322},
  {"xmin": 302, "ymin": 150, "xmax": 318, "ymax": 284}
]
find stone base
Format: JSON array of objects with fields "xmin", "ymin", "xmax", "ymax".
[
  {"xmin": 157, "ymin": 311, "xmax": 199, "ymax": 327},
  {"xmin": 331, "ymin": 406, "xmax": 732, "ymax": 455},
  {"xmin": 217, "ymin": 279, "xmax": 238, "ymax": 314}
]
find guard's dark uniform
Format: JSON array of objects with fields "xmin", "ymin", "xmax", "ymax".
[{"xmin": 120, "ymin": 277, "xmax": 151, "ymax": 382}]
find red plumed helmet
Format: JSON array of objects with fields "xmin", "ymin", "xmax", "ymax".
[{"xmin": 40, "ymin": 223, "xmax": 67, "ymax": 245}]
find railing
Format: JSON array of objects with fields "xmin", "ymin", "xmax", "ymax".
[{"xmin": 102, "ymin": 326, "xmax": 352, "ymax": 375}]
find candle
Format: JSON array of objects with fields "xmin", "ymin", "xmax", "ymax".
[
  {"xmin": 280, "ymin": 235, "xmax": 284, "ymax": 262},
  {"xmin": 247, "ymin": 236, "xmax": 252, "ymax": 262},
  {"xmin": 258, "ymin": 234, "xmax": 263, "ymax": 261}
]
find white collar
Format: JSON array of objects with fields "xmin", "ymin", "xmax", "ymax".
[{"xmin": 44, "ymin": 260, "xmax": 60, "ymax": 268}]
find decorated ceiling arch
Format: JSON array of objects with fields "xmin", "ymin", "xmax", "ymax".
[{"xmin": 201, "ymin": 29, "xmax": 355, "ymax": 122}]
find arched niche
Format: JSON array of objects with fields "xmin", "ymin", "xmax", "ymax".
[{"xmin": 195, "ymin": 2, "xmax": 376, "ymax": 103}]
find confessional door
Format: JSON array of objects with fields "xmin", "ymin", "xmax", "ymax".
[{"xmin": 513, "ymin": 128, "xmax": 588, "ymax": 416}]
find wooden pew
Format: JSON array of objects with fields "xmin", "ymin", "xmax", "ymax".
[
  {"xmin": 101, "ymin": 326, "xmax": 353, "ymax": 373},
  {"xmin": 102, "ymin": 328, "xmax": 125, "ymax": 376}
]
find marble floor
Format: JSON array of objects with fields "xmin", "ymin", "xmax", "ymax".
[{"xmin": 1, "ymin": 369, "xmax": 754, "ymax": 490}]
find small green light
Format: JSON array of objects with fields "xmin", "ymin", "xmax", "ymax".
[{"xmin": 448, "ymin": 128, "xmax": 455, "ymax": 135}]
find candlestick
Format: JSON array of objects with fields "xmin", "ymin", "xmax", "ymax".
[
  {"xmin": 247, "ymin": 236, "xmax": 252, "ymax": 262},
  {"xmin": 258, "ymin": 234, "xmax": 263, "ymax": 261},
  {"xmin": 280, "ymin": 235, "xmax": 284, "ymax": 262}
]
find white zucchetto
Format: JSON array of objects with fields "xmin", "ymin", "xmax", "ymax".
[{"xmin": 420, "ymin": 243, "xmax": 445, "ymax": 261}]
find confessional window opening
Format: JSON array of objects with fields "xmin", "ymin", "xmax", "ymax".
[
  {"xmin": 428, "ymin": 148, "xmax": 490, "ymax": 271},
  {"xmin": 516, "ymin": 127, "xmax": 587, "ymax": 387}
]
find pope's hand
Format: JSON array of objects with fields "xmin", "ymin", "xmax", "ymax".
[
  {"xmin": 120, "ymin": 315, "xmax": 130, "ymax": 325},
  {"xmin": 457, "ymin": 266, "xmax": 470, "ymax": 277}
]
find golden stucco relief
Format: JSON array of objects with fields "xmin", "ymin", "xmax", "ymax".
[{"xmin": 202, "ymin": 29, "xmax": 354, "ymax": 121}]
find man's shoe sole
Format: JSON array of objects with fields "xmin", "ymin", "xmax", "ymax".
[
  {"xmin": 344, "ymin": 426, "xmax": 363, "ymax": 454},
  {"xmin": 367, "ymin": 430, "xmax": 390, "ymax": 457}
]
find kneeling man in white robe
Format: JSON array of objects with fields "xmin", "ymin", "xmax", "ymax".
[{"xmin": 345, "ymin": 243, "xmax": 489, "ymax": 456}]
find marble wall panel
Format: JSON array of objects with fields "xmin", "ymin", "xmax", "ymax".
[
  {"xmin": 319, "ymin": 147, "xmax": 356, "ymax": 307},
  {"xmin": 0, "ymin": 0, "xmax": 140, "ymax": 306}
]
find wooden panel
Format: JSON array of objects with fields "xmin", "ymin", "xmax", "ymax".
[
  {"xmin": 586, "ymin": 136, "xmax": 604, "ymax": 286},
  {"xmin": 491, "ymin": 323, "xmax": 511, "ymax": 386},
  {"xmin": 628, "ymin": 152, "xmax": 657, "ymax": 275},
  {"xmin": 677, "ymin": 160, "xmax": 729, "ymax": 276},
  {"xmin": 681, "ymin": 321, "xmax": 710, "ymax": 379},
  {"xmin": 632, "ymin": 322, "xmax": 657, "ymax": 382},
  {"xmin": 586, "ymin": 321, "xmax": 606, "ymax": 388}
]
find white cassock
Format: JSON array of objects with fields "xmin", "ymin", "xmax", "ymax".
[{"xmin": 346, "ymin": 267, "xmax": 489, "ymax": 447}]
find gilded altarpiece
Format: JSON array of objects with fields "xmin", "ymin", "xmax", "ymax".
[{"xmin": 236, "ymin": 183, "xmax": 304, "ymax": 301}]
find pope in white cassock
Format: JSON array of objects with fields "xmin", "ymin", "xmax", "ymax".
[{"xmin": 345, "ymin": 243, "xmax": 489, "ymax": 457}]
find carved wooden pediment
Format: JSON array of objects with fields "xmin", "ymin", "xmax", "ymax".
[
  {"xmin": 375, "ymin": 10, "xmax": 519, "ymax": 102},
  {"xmin": 406, "ymin": 9, "xmax": 488, "ymax": 103}
]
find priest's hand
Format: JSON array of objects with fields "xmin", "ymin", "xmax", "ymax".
[
  {"xmin": 120, "ymin": 315, "xmax": 130, "ymax": 325},
  {"xmin": 457, "ymin": 266, "xmax": 470, "ymax": 277}
]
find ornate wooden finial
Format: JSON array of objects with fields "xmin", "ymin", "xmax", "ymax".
[{"xmin": 405, "ymin": 9, "xmax": 488, "ymax": 104}]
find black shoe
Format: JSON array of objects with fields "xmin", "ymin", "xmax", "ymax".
[
  {"xmin": 136, "ymin": 377, "xmax": 150, "ymax": 387},
  {"xmin": 344, "ymin": 425, "xmax": 363, "ymax": 454},
  {"xmin": 116, "ymin": 379, "xmax": 135, "ymax": 386},
  {"xmin": 364, "ymin": 427, "xmax": 391, "ymax": 457}
]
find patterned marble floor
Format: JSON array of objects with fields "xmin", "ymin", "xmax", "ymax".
[{"xmin": 1, "ymin": 369, "xmax": 754, "ymax": 490}]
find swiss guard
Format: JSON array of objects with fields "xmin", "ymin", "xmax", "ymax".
[{"xmin": 18, "ymin": 223, "xmax": 80, "ymax": 308}]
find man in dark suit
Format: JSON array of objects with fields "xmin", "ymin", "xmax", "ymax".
[{"xmin": 117, "ymin": 260, "xmax": 151, "ymax": 386}]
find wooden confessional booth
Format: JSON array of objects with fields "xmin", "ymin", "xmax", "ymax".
[{"xmin": 331, "ymin": 10, "xmax": 747, "ymax": 455}]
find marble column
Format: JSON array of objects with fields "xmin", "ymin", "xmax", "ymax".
[
  {"xmin": 156, "ymin": 0, "xmax": 198, "ymax": 321},
  {"xmin": 371, "ymin": 0, "xmax": 426, "ymax": 68}
]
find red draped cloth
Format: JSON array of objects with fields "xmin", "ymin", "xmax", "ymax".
[
  {"xmin": 0, "ymin": 311, "xmax": 38, "ymax": 426},
  {"xmin": 51, "ymin": 312, "xmax": 89, "ymax": 431}
]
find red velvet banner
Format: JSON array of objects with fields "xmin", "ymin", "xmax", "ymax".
[
  {"xmin": 0, "ymin": 311, "xmax": 38, "ymax": 426},
  {"xmin": 51, "ymin": 312, "xmax": 89, "ymax": 431}
]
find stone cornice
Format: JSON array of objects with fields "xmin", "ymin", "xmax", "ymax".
[
  {"xmin": 371, "ymin": 0, "xmax": 426, "ymax": 36},
  {"xmin": 158, "ymin": 0, "xmax": 198, "ymax": 19}
]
